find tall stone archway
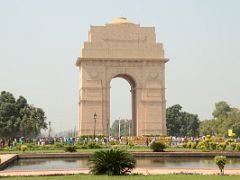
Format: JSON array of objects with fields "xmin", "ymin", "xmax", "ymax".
[{"xmin": 76, "ymin": 17, "xmax": 168, "ymax": 136}]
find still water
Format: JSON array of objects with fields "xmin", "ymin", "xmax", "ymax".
[{"xmin": 4, "ymin": 157, "xmax": 240, "ymax": 171}]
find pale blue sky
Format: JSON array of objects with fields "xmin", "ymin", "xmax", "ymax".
[{"xmin": 0, "ymin": 0, "xmax": 240, "ymax": 133}]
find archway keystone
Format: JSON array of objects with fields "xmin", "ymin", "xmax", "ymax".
[{"xmin": 76, "ymin": 17, "xmax": 168, "ymax": 136}]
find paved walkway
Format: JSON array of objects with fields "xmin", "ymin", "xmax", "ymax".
[{"xmin": 0, "ymin": 154, "xmax": 17, "ymax": 164}]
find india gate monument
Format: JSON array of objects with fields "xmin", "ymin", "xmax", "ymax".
[{"xmin": 76, "ymin": 17, "xmax": 168, "ymax": 136}]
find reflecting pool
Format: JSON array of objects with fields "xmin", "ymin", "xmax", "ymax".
[{"xmin": 4, "ymin": 157, "xmax": 240, "ymax": 171}]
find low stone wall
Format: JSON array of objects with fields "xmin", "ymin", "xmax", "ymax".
[
  {"xmin": 18, "ymin": 153, "xmax": 91, "ymax": 159},
  {"xmin": 0, "ymin": 154, "xmax": 18, "ymax": 170},
  {"xmin": 131, "ymin": 151, "xmax": 240, "ymax": 157}
]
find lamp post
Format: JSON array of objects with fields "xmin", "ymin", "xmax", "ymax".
[
  {"xmin": 118, "ymin": 117, "xmax": 121, "ymax": 141},
  {"xmin": 93, "ymin": 113, "xmax": 97, "ymax": 140},
  {"xmin": 128, "ymin": 120, "xmax": 131, "ymax": 137},
  {"xmin": 48, "ymin": 121, "xmax": 51, "ymax": 138}
]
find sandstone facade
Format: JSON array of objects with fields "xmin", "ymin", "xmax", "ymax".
[{"xmin": 76, "ymin": 17, "xmax": 168, "ymax": 136}]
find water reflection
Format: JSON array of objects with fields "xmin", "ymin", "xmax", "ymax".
[{"xmin": 4, "ymin": 157, "xmax": 240, "ymax": 171}]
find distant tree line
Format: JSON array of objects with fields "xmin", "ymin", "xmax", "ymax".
[
  {"xmin": 166, "ymin": 104, "xmax": 200, "ymax": 137},
  {"xmin": 111, "ymin": 102, "xmax": 240, "ymax": 138},
  {"xmin": 110, "ymin": 119, "xmax": 132, "ymax": 137},
  {"xmin": 0, "ymin": 91, "xmax": 47, "ymax": 138},
  {"xmin": 199, "ymin": 101, "xmax": 240, "ymax": 137}
]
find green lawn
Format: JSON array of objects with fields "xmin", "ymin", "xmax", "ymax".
[
  {"xmin": 0, "ymin": 146, "xmax": 203, "ymax": 154},
  {"xmin": 1, "ymin": 175, "xmax": 240, "ymax": 180}
]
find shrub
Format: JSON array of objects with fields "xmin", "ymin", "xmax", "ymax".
[
  {"xmin": 214, "ymin": 156, "xmax": 227, "ymax": 175},
  {"xmin": 54, "ymin": 143, "xmax": 64, "ymax": 149},
  {"xmin": 236, "ymin": 143, "xmax": 240, "ymax": 151},
  {"xmin": 186, "ymin": 141, "xmax": 192, "ymax": 149},
  {"xmin": 197, "ymin": 141, "xmax": 207, "ymax": 151},
  {"xmin": 109, "ymin": 141, "xmax": 119, "ymax": 145},
  {"xmin": 20, "ymin": 145, "xmax": 28, "ymax": 152},
  {"xmin": 217, "ymin": 143, "xmax": 227, "ymax": 151},
  {"xmin": 191, "ymin": 142, "xmax": 197, "ymax": 149},
  {"xmin": 64, "ymin": 145, "xmax": 77, "ymax": 152},
  {"xmin": 89, "ymin": 149, "xmax": 136, "ymax": 175},
  {"xmin": 209, "ymin": 142, "xmax": 217, "ymax": 150},
  {"xmin": 230, "ymin": 143, "xmax": 237, "ymax": 151},
  {"xmin": 87, "ymin": 142, "xmax": 102, "ymax": 149},
  {"xmin": 182, "ymin": 143, "xmax": 187, "ymax": 148},
  {"xmin": 150, "ymin": 142, "xmax": 166, "ymax": 152}
]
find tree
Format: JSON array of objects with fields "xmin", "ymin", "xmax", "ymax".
[
  {"xmin": 212, "ymin": 101, "xmax": 231, "ymax": 118},
  {"xmin": 166, "ymin": 104, "xmax": 200, "ymax": 137},
  {"xmin": 0, "ymin": 91, "xmax": 47, "ymax": 138},
  {"xmin": 214, "ymin": 156, "xmax": 227, "ymax": 175},
  {"xmin": 200, "ymin": 101, "xmax": 240, "ymax": 137},
  {"xmin": 110, "ymin": 119, "xmax": 132, "ymax": 137}
]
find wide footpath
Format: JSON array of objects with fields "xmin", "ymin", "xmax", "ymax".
[{"xmin": 1, "ymin": 152, "xmax": 240, "ymax": 177}]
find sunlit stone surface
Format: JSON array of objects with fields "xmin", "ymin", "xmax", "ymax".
[{"xmin": 76, "ymin": 17, "xmax": 168, "ymax": 136}]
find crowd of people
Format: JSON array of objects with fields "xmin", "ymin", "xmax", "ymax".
[{"xmin": 0, "ymin": 135, "xmax": 239, "ymax": 149}]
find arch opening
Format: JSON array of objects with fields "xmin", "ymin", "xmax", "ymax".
[{"xmin": 109, "ymin": 74, "xmax": 137, "ymax": 137}]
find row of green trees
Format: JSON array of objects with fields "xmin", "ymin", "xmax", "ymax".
[
  {"xmin": 1, "ymin": 90, "xmax": 239, "ymax": 138},
  {"xmin": 0, "ymin": 91, "xmax": 47, "ymax": 138},
  {"xmin": 166, "ymin": 104, "xmax": 200, "ymax": 137},
  {"xmin": 200, "ymin": 101, "xmax": 240, "ymax": 136},
  {"xmin": 111, "ymin": 102, "xmax": 240, "ymax": 137},
  {"xmin": 167, "ymin": 101, "xmax": 240, "ymax": 137}
]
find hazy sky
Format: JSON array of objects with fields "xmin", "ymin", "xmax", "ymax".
[{"xmin": 0, "ymin": 0, "xmax": 240, "ymax": 133}]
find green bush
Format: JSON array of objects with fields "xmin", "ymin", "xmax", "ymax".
[
  {"xmin": 182, "ymin": 143, "xmax": 187, "ymax": 148},
  {"xmin": 109, "ymin": 141, "xmax": 119, "ymax": 145},
  {"xmin": 186, "ymin": 141, "xmax": 192, "ymax": 149},
  {"xmin": 54, "ymin": 143, "xmax": 64, "ymax": 149},
  {"xmin": 236, "ymin": 143, "xmax": 240, "ymax": 151},
  {"xmin": 87, "ymin": 142, "xmax": 102, "ymax": 149},
  {"xmin": 214, "ymin": 156, "xmax": 227, "ymax": 175},
  {"xmin": 89, "ymin": 149, "xmax": 136, "ymax": 175},
  {"xmin": 20, "ymin": 145, "xmax": 28, "ymax": 152},
  {"xmin": 150, "ymin": 142, "xmax": 166, "ymax": 152},
  {"xmin": 209, "ymin": 142, "xmax": 217, "ymax": 150},
  {"xmin": 64, "ymin": 145, "xmax": 77, "ymax": 152},
  {"xmin": 191, "ymin": 142, "xmax": 197, "ymax": 149},
  {"xmin": 230, "ymin": 143, "xmax": 237, "ymax": 151},
  {"xmin": 217, "ymin": 143, "xmax": 227, "ymax": 151},
  {"xmin": 197, "ymin": 141, "xmax": 207, "ymax": 151}
]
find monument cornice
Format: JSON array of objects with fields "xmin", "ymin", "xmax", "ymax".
[{"xmin": 76, "ymin": 57, "xmax": 169, "ymax": 66}]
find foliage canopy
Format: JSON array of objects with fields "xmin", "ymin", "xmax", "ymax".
[
  {"xmin": 0, "ymin": 91, "xmax": 47, "ymax": 138},
  {"xmin": 200, "ymin": 101, "xmax": 240, "ymax": 136},
  {"xmin": 166, "ymin": 104, "xmax": 200, "ymax": 136}
]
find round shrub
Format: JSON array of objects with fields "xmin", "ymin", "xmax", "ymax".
[
  {"xmin": 89, "ymin": 149, "xmax": 136, "ymax": 175},
  {"xmin": 64, "ymin": 145, "xmax": 77, "ymax": 152},
  {"xmin": 150, "ymin": 142, "xmax": 166, "ymax": 152},
  {"xmin": 20, "ymin": 145, "xmax": 28, "ymax": 152},
  {"xmin": 214, "ymin": 156, "xmax": 227, "ymax": 175}
]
